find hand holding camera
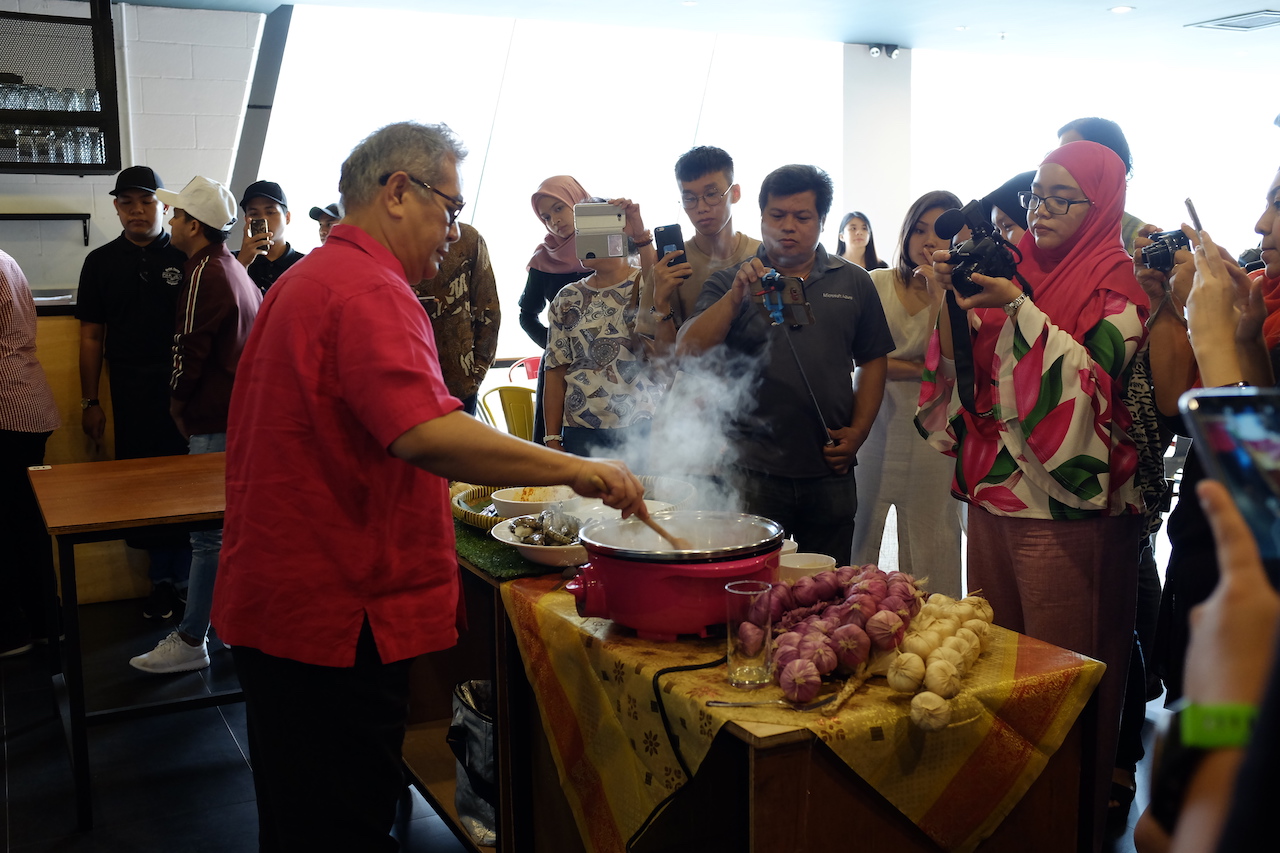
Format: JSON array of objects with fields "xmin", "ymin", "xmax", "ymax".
[{"xmin": 931, "ymin": 199, "xmax": 1026, "ymax": 305}]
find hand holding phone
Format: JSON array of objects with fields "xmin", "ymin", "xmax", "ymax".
[
  {"xmin": 654, "ymin": 224, "xmax": 688, "ymax": 270},
  {"xmin": 1180, "ymin": 386, "xmax": 1280, "ymax": 575}
]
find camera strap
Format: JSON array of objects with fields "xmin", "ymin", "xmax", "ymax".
[{"xmin": 946, "ymin": 291, "xmax": 990, "ymax": 418}]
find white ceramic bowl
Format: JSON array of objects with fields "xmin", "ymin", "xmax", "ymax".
[
  {"xmin": 491, "ymin": 515, "xmax": 589, "ymax": 567},
  {"xmin": 490, "ymin": 486, "xmax": 581, "ymax": 519},
  {"xmin": 778, "ymin": 552, "xmax": 837, "ymax": 583}
]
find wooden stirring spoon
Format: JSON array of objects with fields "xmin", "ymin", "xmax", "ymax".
[
  {"xmin": 588, "ymin": 474, "xmax": 692, "ymax": 549},
  {"xmin": 639, "ymin": 515, "xmax": 692, "ymax": 551}
]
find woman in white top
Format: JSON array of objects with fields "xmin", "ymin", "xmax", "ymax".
[{"xmin": 850, "ymin": 191, "xmax": 964, "ymax": 595}]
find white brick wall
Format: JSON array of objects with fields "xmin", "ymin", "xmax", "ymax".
[{"xmin": 0, "ymin": 3, "xmax": 264, "ymax": 290}]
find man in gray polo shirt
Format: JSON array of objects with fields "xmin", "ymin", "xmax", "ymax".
[{"xmin": 678, "ymin": 164, "xmax": 891, "ymax": 562}]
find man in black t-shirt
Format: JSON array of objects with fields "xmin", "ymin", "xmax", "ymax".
[
  {"xmin": 236, "ymin": 180, "xmax": 305, "ymax": 295},
  {"xmin": 76, "ymin": 165, "xmax": 191, "ymax": 620}
]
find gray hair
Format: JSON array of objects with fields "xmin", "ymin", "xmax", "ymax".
[{"xmin": 339, "ymin": 122, "xmax": 468, "ymax": 211}]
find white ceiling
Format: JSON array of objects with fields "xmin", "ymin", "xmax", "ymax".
[{"xmin": 119, "ymin": 0, "xmax": 1280, "ymax": 71}]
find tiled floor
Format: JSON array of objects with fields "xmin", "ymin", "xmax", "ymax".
[{"xmin": 0, "ymin": 600, "xmax": 469, "ymax": 852}]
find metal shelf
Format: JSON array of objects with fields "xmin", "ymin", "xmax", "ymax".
[{"xmin": 0, "ymin": 212, "xmax": 91, "ymax": 244}]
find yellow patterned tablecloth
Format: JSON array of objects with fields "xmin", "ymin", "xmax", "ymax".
[{"xmin": 501, "ymin": 575, "xmax": 1104, "ymax": 853}]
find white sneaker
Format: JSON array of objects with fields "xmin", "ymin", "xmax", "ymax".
[{"xmin": 129, "ymin": 631, "xmax": 209, "ymax": 673}]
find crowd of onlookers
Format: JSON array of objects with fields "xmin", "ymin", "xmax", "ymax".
[{"xmin": 1, "ymin": 113, "xmax": 1276, "ymax": 851}]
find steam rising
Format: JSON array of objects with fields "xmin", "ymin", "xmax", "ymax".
[{"xmin": 639, "ymin": 346, "xmax": 764, "ymax": 511}]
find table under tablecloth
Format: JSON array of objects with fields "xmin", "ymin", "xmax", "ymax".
[{"xmin": 501, "ymin": 574, "xmax": 1105, "ymax": 853}]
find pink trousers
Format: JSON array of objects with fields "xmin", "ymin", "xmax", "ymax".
[{"xmin": 967, "ymin": 508, "xmax": 1142, "ymax": 852}]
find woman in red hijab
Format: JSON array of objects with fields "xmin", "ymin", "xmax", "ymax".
[{"xmin": 917, "ymin": 140, "xmax": 1149, "ymax": 849}]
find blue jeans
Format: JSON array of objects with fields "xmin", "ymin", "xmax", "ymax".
[
  {"xmin": 179, "ymin": 433, "xmax": 226, "ymax": 641},
  {"xmin": 729, "ymin": 465, "xmax": 858, "ymax": 564}
]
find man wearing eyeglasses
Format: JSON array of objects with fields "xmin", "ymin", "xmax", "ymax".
[
  {"xmin": 640, "ymin": 146, "xmax": 761, "ymax": 333},
  {"xmin": 211, "ymin": 121, "xmax": 646, "ymax": 851},
  {"xmin": 75, "ymin": 166, "xmax": 192, "ymax": 621}
]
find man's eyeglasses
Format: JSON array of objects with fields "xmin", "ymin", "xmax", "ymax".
[
  {"xmin": 1018, "ymin": 191, "xmax": 1091, "ymax": 216},
  {"xmin": 680, "ymin": 185, "xmax": 732, "ymax": 210},
  {"xmin": 380, "ymin": 171, "xmax": 465, "ymax": 225}
]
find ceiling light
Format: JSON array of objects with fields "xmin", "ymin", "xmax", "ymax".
[
  {"xmin": 1189, "ymin": 10, "xmax": 1280, "ymax": 31},
  {"xmin": 954, "ymin": 26, "xmax": 968, "ymax": 31},
  {"xmin": 1110, "ymin": 6, "xmax": 1136, "ymax": 13}
]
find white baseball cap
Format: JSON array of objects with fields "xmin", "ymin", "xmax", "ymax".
[{"xmin": 156, "ymin": 176, "xmax": 238, "ymax": 232}]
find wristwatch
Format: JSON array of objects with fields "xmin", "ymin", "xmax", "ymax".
[
  {"xmin": 650, "ymin": 305, "xmax": 675, "ymax": 322},
  {"xmin": 542, "ymin": 434, "xmax": 563, "ymax": 445},
  {"xmin": 81, "ymin": 398, "xmax": 100, "ymax": 410},
  {"xmin": 1002, "ymin": 292, "xmax": 1028, "ymax": 317},
  {"xmin": 1148, "ymin": 702, "xmax": 1257, "ymax": 833}
]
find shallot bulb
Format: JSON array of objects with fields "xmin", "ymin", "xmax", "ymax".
[
  {"xmin": 803, "ymin": 638, "xmax": 839, "ymax": 675},
  {"xmin": 772, "ymin": 583, "xmax": 796, "ymax": 613},
  {"xmin": 836, "ymin": 565, "xmax": 859, "ymax": 585},
  {"xmin": 845, "ymin": 592, "xmax": 879, "ymax": 618},
  {"xmin": 811, "ymin": 571, "xmax": 841, "ymax": 602},
  {"xmin": 910, "ymin": 691, "xmax": 952, "ymax": 731},
  {"xmin": 831, "ymin": 623, "xmax": 871, "ymax": 671},
  {"xmin": 878, "ymin": 594, "xmax": 912, "ymax": 624},
  {"xmin": 775, "ymin": 631, "xmax": 804, "ymax": 649},
  {"xmin": 748, "ymin": 590, "xmax": 779, "ymax": 627},
  {"xmin": 853, "ymin": 577, "xmax": 888, "ymax": 601},
  {"xmin": 792, "ymin": 575, "xmax": 821, "ymax": 607},
  {"xmin": 779, "ymin": 659, "xmax": 822, "ymax": 704},
  {"xmin": 886, "ymin": 580, "xmax": 915, "ymax": 602},
  {"xmin": 924, "ymin": 659, "xmax": 962, "ymax": 699},
  {"xmin": 887, "ymin": 652, "xmax": 927, "ymax": 693},
  {"xmin": 864, "ymin": 610, "xmax": 905, "ymax": 651},
  {"xmin": 738, "ymin": 621, "xmax": 766, "ymax": 657},
  {"xmin": 774, "ymin": 642, "xmax": 803, "ymax": 670}
]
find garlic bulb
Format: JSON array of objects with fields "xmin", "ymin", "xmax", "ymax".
[
  {"xmin": 899, "ymin": 631, "xmax": 937, "ymax": 660},
  {"xmin": 942, "ymin": 635, "xmax": 971, "ymax": 657},
  {"xmin": 932, "ymin": 616, "xmax": 961, "ymax": 640},
  {"xmin": 960, "ymin": 619, "xmax": 989, "ymax": 647},
  {"xmin": 887, "ymin": 652, "xmax": 927, "ymax": 693},
  {"xmin": 910, "ymin": 691, "xmax": 952, "ymax": 731},
  {"xmin": 924, "ymin": 658, "xmax": 962, "ymax": 698},
  {"xmin": 927, "ymin": 645, "xmax": 966, "ymax": 677},
  {"xmin": 950, "ymin": 601, "xmax": 978, "ymax": 623},
  {"xmin": 928, "ymin": 593, "xmax": 957, "ymax": 608},
  {"xmin": 962, "ymin": 595, "xmax": 994, "ymax": 624},
  {"xmin": 955, "ymin": 626, "xmax": 980, "ymax": 650}
]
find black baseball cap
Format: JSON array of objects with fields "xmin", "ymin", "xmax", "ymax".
[
  {"xmin": 110, "ymin": 165, "xmax": 164, "ymax": 196},
  {"xmin": 239, "ymin": 180, "xmax": 288, "ymax": 211},
  {"xmin": 309, "ymin": 202, "xmax": 341, "ymax": 221}
]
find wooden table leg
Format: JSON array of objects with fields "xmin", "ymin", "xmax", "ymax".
[{"xmin": 53, "ymin": 535, "xmax": 93, "ymax": 830}]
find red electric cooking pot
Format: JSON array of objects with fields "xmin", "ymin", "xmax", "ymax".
[{"xmin": 567, "ymin": 511, "xmax": 782, "ymax": 641}]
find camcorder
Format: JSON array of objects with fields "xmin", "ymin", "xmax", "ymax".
[
  {"xmin": 934, "ymin": 200, "xmax": 1022, "ymax": 299},
  {"xmin": 1140, "ymin": 230, "xmax": 1191, "ymax": 274},
  {"xmin": 574, "ymin": 203, "xmax": 628, "ymax": 260}
]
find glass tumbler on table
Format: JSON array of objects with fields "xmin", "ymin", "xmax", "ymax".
[{"xmin": 725, "ymin": 580, "xmax": 773, "ymax": 689}]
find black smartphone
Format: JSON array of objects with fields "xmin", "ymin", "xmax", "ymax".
[
  {"xmin": 250, "ymin": 218, "xmax": 268, "ymax": 238},
  {"xmin": 1180, "ymin": 387, "xmax": 1280, "ymax": 570},
  {"xmin": 653, "ymin": 224, "xmax": 687, "ymax": 271}
]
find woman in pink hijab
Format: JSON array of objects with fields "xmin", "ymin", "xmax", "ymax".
[
  {"xmin": 519, "ymin": 176, "xmax": 594, "ymax": 442},
  {"xmin": 917, "ymin": 140, "xmax": 1149, "ymax": 850},
  {"xmin": 519, "ymin": 175, "xmax": 594, "ymax": 347}
]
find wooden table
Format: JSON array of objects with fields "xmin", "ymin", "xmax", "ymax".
[{"xmin": 28, "ymin": 453, "xmax": 234, "ymax": 830}]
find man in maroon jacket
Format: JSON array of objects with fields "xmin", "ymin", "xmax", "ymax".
[{"xmin": 130, "ymin": 175, "xmax": 261, "ymax": 674}]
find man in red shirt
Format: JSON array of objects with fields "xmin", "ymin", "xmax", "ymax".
[{"xmin": 212, "ymin": 121, "xmax": 646, "ymax": 851}]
